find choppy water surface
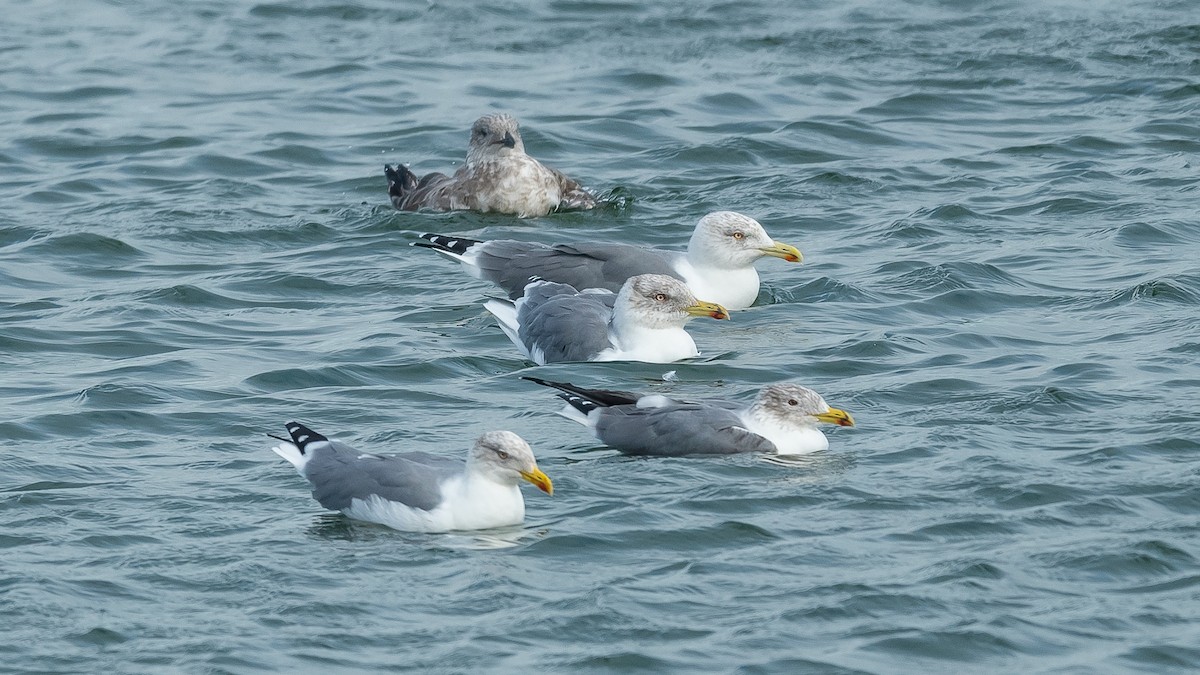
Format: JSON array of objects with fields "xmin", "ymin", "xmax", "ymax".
[{"xmin": 2, "ymin": 0, "xmax": 1199, "ymax": 672}]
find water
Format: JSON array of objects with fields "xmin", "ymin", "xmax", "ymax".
[{"xmin": 2, "ymin": 0, "xmax": 1199, "ymax": 671}]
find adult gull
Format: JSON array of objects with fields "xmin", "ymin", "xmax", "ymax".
[
  {"xmin": 415, "ymin": 211, "xmax": 802, "ymax": 309},
  {"xmin": 270, "ymin": 422, "xmax": 552, "ymax": 532},
  {"xmin": 385, "ymin": 113, "xmax": 596, "ymax": 218},
  {"xmin": 523, "ymin": 377, "xmax": 855, "ymax": 456},
  {"xmin": 484, "ymin": 274, "xmax": 729, "ymax": 365}
]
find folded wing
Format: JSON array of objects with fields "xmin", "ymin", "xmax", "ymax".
[{"xmin": 594, "ymin": 403, "xmax": 778, "ymax": 456}]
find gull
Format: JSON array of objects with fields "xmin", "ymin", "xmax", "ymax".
[
  {"xmin": 483, "ymin": 274, "xmax": 729, "ymax": 365},
  {"xmin": 415, "ymin": 211, "xmax": 803, "ymax": 309},
  {"xmin": 523, "ymin": 377, "xmax": 855, "ymax": 456},
  {"xmin": 385, "ymin": 113, "xmax": 596, "ymax": 218},
  {"xmin": 270, "ymin": 422, "xmax": 552, "ymax": 533}
]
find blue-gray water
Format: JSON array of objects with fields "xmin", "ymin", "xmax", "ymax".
[{"xmin": 2, "ymin": 0, "xmax": 1199, "ymax": 672}]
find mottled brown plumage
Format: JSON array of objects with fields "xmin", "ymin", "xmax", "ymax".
[{"xmin": 385, "ymin": 114, "xmax": 596, "ymax": 218}]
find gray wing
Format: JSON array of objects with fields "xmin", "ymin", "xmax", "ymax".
[
  {"xmin": 304, "ymin": 442, "xmax": 462, "ymax": 512},
  {"xmin": 477, "ymin": 240, "xmax": 683, "ymax": 299},
  {"xmin": 594, "ymin": 403, "xmax": 778, "ymax": 456},
  {"xmin": 517, "ymin": 283, "xmax": 615, "ymax": 363}
]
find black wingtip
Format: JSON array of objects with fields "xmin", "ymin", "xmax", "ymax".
[
  {"xmin": 282, "ymin": 421, "xmax": 329, "ymax": 456},
  {"xmin": 411, "ymin": 232, "xmax": 438, "ymax": 250},
  {"xmin": 520, "ymin": 377, "xmax": 640, "ymax": 408},
  {"xmin": 521, "ymin": 377, "xmax": 592, "ymax": 413},
  {"xmin": 560, "ymin": 393, "xmax": 599, "ymax": 415},
  {"xmin": 411, "ymin": 233, "xmax": 480, "ymax": 254},
  {"xmin": 521, "ymin": 375, "xmax": 561, "ymax": 388}
]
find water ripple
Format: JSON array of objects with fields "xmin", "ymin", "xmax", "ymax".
[{"xmin": 1, "ymin": 0, "xmax": 1198, "ymax": 672}]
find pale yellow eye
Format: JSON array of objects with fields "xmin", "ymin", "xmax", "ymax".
[
  {"xmin": 654, "ymin": 293, "xmax": 668, "ymax": 302},
  {"xmin": 732, "ymin": 232, "xmax": 745, "ymax": 240},
  {"xmin": 495, "ymin": 450, "xmax": 509, "ymax": 460}
]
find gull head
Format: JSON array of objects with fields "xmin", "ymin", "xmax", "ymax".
[
  {"xmin": 615, "ymin": 274, "xmax": 730, "ymax": 328},
  {"xmin": 751, "ymin": 383, "xmax": 855, "ymax": 431},
  {"xmin": 688, "ymin": 211, "xmax": 803, "ymax": 268},
  {"xmin": 466, "ymin": 113, "xmax": 526, "ymax": 162},
  {"xmin": 469, "ymin": 430, "xmax": 552, "ymax": 494}
]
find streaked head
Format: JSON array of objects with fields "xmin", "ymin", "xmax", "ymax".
[
  {"xmin": 466, "ymin": 113, "xmax": 525, "ymax": 162},
  {"xmin": 470, "ymin": 430, "xmax": 552, "ymax": 494},
  {"xmin": 615, "ymin": 274, "xmax": 730, "ymax": 328},
  {"xmin": 688, "ymin": 211, "xmax": 803, "ymax": 268},
  {"xmin": 751, "ymin": 383, "xmax": 855, "ymax": 430}
]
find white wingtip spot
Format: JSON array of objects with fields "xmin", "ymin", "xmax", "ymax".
[{"xmin": 636, "ymin": 395, "xmax": 673, "ymax": 409}]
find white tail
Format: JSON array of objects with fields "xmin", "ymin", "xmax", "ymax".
[
  {"xmin": 483, "ymin": 299, "xmax": 530, "ymax": 360},
  {"xmin": 272, "ymin": 442, "xmax": 309, "ymax": 476}
]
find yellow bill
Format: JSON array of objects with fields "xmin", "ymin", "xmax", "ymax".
[
  {"xmin": 520, "ymin": 468, "xmax": 554, "ymax": 495},
  {"xmin": 760, "ymin": 241, "xmax": 803, "ymax": 263},
  {"xmin": 685, "ymin": 300, "xmax": 731, "ymax": 320},
  {"xmin": 814, "ymin": 408, "xmax": 855, "ymax": 427}
]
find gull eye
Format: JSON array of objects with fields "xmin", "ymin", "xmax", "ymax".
[
  {"xmin": 732, "ymin": 232, "xmax": 745, "ymax": 240},
  {"xmin": 494, "ymin": 449, "xmax": 509, "ymax": 460},
  {"xmin": 654, "ymin": 293, "xmax": 668, "ymax": 302},
  {"xmin": 476, "ymin": 127, "xmax": 489, "ymax": 137},
  {"xmin": 787, "ymin": 399, "xmax": 799, "ymax": 406}
]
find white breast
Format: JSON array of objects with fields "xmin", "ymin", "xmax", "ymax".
[
  {"xmin": 739, "ymin": 412, "xmax": 829, "ymax": 455},
  {"xmin": 674, "ymin": 260, "xmax": 761, "ymax": 310},
  {"xmin": 342, "ymin": 474, "xmax": 526, "ymax": 533},
  {"xmin": 595, "ymin": 325, "xmax": 699, "ymax": 363}
]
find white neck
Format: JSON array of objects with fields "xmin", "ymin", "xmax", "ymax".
[
  {"xmin": 740, "ymin": 409, "xmax": 829, "ymax": 455},
  {"xmin": 675, "ymin": 258, "xmax": 761, "ymax": 309},
  {"xmin": 598, "ymin": 311, "xmax": 698, "ymax": 363},
  {"xmin": 442, "ymin": 471, "xmax": 525, "ymax": 530}
]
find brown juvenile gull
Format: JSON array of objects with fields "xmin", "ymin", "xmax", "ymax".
[
  {"xmin": 384, "ymin": 113, "xmax": 597, "ymax": 217},
  {"xmin": 270, "ymin": 422, "xmax": 552, "ymax": 532},
  {"xmin": 413, "ymin": 211, "xmax": 802, "ymax": 310},
  {"xmin": 523, "ymin": 377, "xmax": 855, "ymax": 456},
  {"xmin": 483, "ymin": 274, "xmax": 730, "ymax": 365}
]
